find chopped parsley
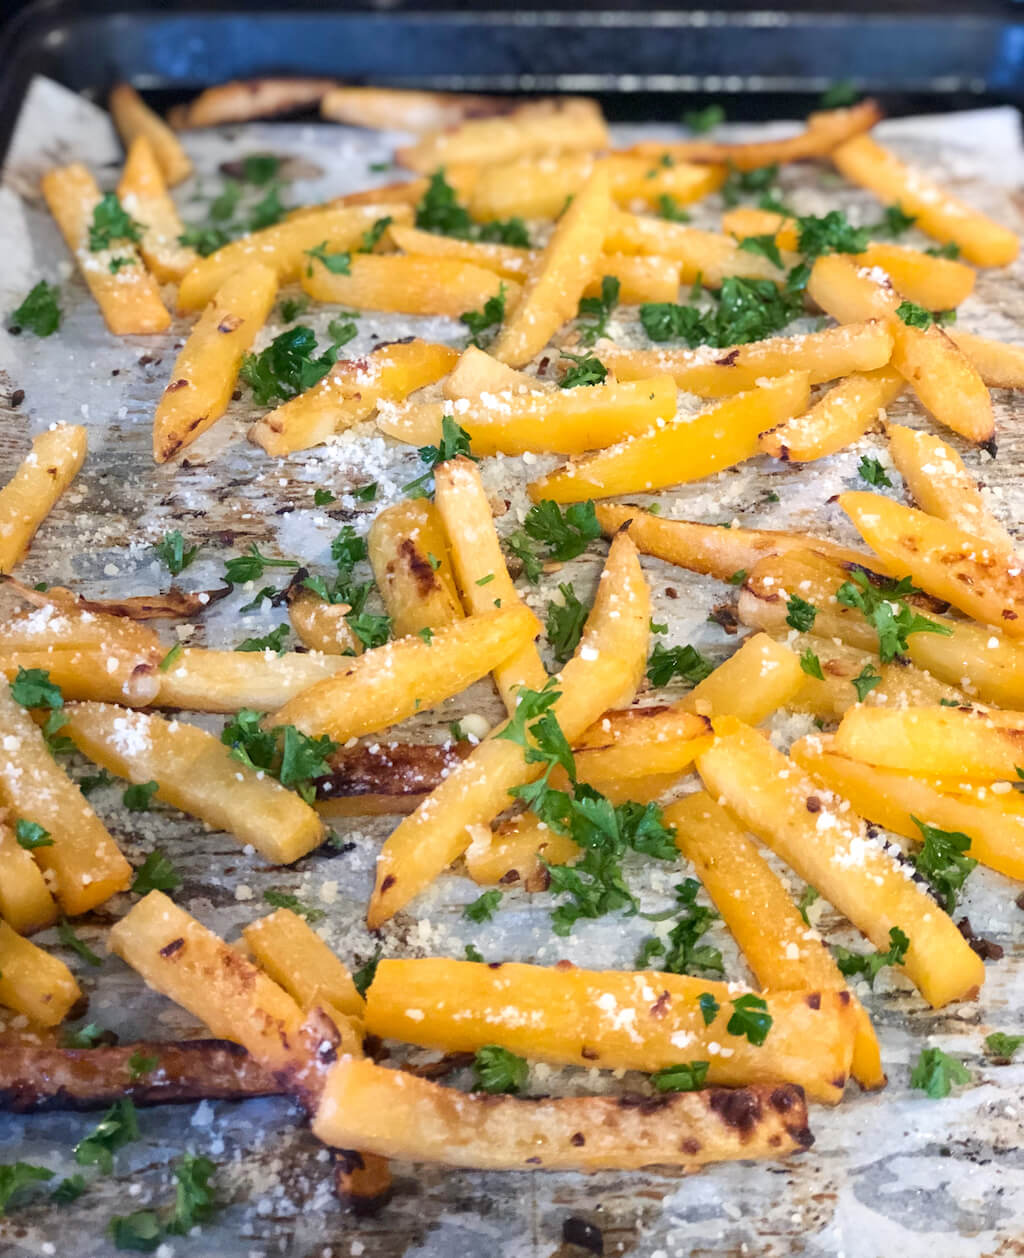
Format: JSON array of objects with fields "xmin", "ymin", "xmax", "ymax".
[
  {"xmin": 797, "ymin": 886, "xmax": 820, "ymax": 926},
  {"xmin": 559, "ymin": 350, "xmax": 608, "ymax": 388},
  {"xmin": 353, "ymin": 481, "xmax": 378, "ymax": 501},
  {"xmin": 464, "ymin": 889, "xmax": 502, "ymax": 923},
  {"xmin": 0, "ymin": 1163, "xmax": 53, "ymax": 1215},
  {"xmin": 836, "ymin": 570, "xmax": 952, "ymax": 662},
  {"xmin": 851, "ymin": 662, "xmax": 882, "ymax": 702},
  {"xmin": 650, "ymin": 1060, "xmax": 710, "ymax": 1092},
  {"xmin": 544, "ymin": 583, "xmax": 590, "ymax": 664},
  {"xmin": 131, "ymin": 849, "xmax": 181, "ymax": 895},
  {"xmin": 75, "ymin": 1098, "xmax": 138, "ymax": 1173},
  {"xmin": 985, "ymin": 1031, "xmax": 1024, "ymax": 1060},
  {"xmin": 108, "ymin": 256, "xmax": 136, "ymax": 274},
  {"xmin": 122, "ymin": 780, "xmax": 159, "ymax": 812},
  {"xmin": 727, "ymin": 568, "xmax": 747, "ymax": 586},
  {"xmin": 833, "ymin": 925, "xmax": 909, "ymax": 986},
  {"xmin": 262, "ymin": 889, "xmax": 325, "ymax": 923},
  {"xmin": 223, "ymin": 544, "xmax": 300, "ymax": 585},
  {"xmin": 240, "ymin": 325, "xmax": 347, "ymax": 406},
  {"xmin": 684, "ymin": 104, "xmax": 725, "ymax": 133},
  {"xmin": 657, "ymin": 194, "xmax": 691, "ymax": 223},
  {"xmin": 799, "ymin": 648, "xmax": 824, "ymax": 680},
  {"xmin": 241, "ymin": 153, "xmax": 280, "ymax": 184},
  {"xmin": 460, "ymin": 285, "xmax": 507, "ymax": 349},
  {"xmin": 153, "ymin": 530, "xmax": 199, "ymax": 576},
  {"xmin": 785, "ymin": 595, "xmax": 817, "ymax": 632},
  {"xmin": 88, "ymin": 194, "xmax": 142, "ymax": 252},
  {"xmin": 78, "ymin": 769, "xmax": 114, "ymax": 796},
  {"xmin": 472, "ymin": 1045, "xmax": 528, "ymax": 1094},
  {"xmin": 10, "ymin": 280, "xmax": 61, "ymax": 336},
  {"xmin": 647, "ymin": 643, "xmax": 714, "ymax": 687},
  {"xmin": 305, "ymin": 240, "xmax": 351, "ymax": 275},
  {"xmin": 858, "ymin": 455, "xmax": 893, "ymax": 488},
  {"xmin": 61, "ymin": 1022, "xmax": 107, "ymax": 1048},
  {"xmin": 576, "ymin": 275, "xmax": 620, "ymax": 346},
  {"xmin": 108, "ymin": 1153, "xmax": 217, "ymax": 1250},
  {"xmin": 279, "ymin": 295, "xmax": 310, "ymax": 323},
  {"xmin": 235, "ymin": 622, "xmax": 291, "ymax": 655},
  {"xmin": 819, "ymin": 81, "xmax": 858, "ymax": 109},
  {"xmin": 910, "ymin": 1046, "xmax": 970, "ymax": 1098},
  {"xmin": 505, "ymin": 499, "xmax": 602, "ymax": 583},
  {"xmin": 636, "ymin": 879, "xmax": 723, "ymax": 976},
  {"xmin": 721, "ymin": 163, "xmax": 783, "ymax": 210},
  {"xmin": 15, "ymin": 818, "xmax": 52, "ymax": 849},
  {"xmin": 477, "ymin": 217, "xmax": 531, "ymax": 247},
  {"xmin": 413, "ymin": 169, "xmax": 529, "ymax": 247},
  {"xmin": 896, "ymin": 300, "xmax": 955, "ymax": 330},
  {"xmin": 50, "ymin": 1175, "xmax": 86, "ymax": 1205},
  {"xmin": 926, "ymin": 242, "xmax": 961, "ymax": 259},
  {"xmin": 221, "ymin": 710, "xmax": 338, "ymax": 804},
  {"xmin": 639, "ymin": 275, "xmax": 802, "ymax": 347},
  {"xmin": 127, "ymin": 1050, "xmax": 159, "ymax": 1080},
  {"xmin": 57, "ymin": 917, "xmax": 102, "ymax": 967},
  {"xmin": 698, "ymin": 992, "xmax": 720, "ymax": 1025},
  {"xmin": 352, "ymin": 949, "xmax": 382, "ymax": 998},
  {"xmin": 738, "ymin": 233, "xmax": 783, "ymax": 269},
  {"xmin": 726, "ymin": 993, "xmax": 773, "ymax": 1045},
  {"xmin": 158, "ymin": 643, "xmax": 184, "ymax": 672},
  {"xmin": 910, "ymin": 818, "xmax": 977, "ymax": 913}
]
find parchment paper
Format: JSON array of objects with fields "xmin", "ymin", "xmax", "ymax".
[{"xmin": 0, "ymin": 78, "xmax": 1022, "ymax": 1258}]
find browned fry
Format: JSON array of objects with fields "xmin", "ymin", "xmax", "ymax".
[
  {"xmin": 320, "ymin": 87, "xmax": 518, "ymax": 133},
  {"xmin": 626, "ymin": 100, "xmax": 882, "ymax": 170},
  {"xmin": 2, "ymin": 574, "xmax": 229, "ymax": 621},
  {"xmin": 0, "ymin": 1036, "xmax": 278, "ymax": 1112},
  {"xmin": 333, "ymin": 1149, "xmax": 394, "ymax": 1216},
  {"xmin": 169, "ymin": 77, "xmax": 338, "ymax": 128},
  {"xmin": 314, "ymin": 741, "xmax": 471, "ymax": 814}
]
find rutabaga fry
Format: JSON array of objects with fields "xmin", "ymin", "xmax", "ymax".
[
  {"xmin": 605, "ymin": 213, "xmax": 796, "ymax": 288},
  {"xmin": 0, "ymin": 920, "xmax": 81, "ymax": 1027},
  {"xmin": 366, "ymin": 532, "xmax": 649, "ymax": 927},
  {"xmin": 242, "ymin": 908, "xmax": 364, "ymax": 1019},
  {"xmin": 758, "ymin": 367, "xmax": 904, "ymax": 463},
  {"xmin": 109, "ymin": 83, "xmax": 193, "ymax": 185},
  {"xmin": 302, "ymin": 254, "xmax": 517, "ymax": 317},
  {"xmin": 116, "ymin": 135, "xmax": 197, "ymax": 281},
  {"xmin": 0, "ymin": 812, "xmax": 58, "ymax": 935},
  {"xmin": 0, "ymin": 426, "xmax": 87, "ymax": 575},
  {"xmin": 156, "ymin": 648, "xmax": 353, "ymax": 712},
  {"xmin": 366, "ymin": 500, "xmax": 464, "ymax": 638}
]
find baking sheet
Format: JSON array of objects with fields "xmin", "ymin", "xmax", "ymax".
[{"xmin": 0, "ymin": 77, "xmax": 1023, "ymax": 1258}]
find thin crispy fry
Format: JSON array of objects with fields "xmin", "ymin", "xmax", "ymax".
[
  {"xmin": 321, "ymin": 87, "xmax": 516, "ymax": 133},
  {"xmin": 0, "ymin": 426, "xmax": 87, "ymax": 574},
  {"xmin": 156, "ymin": 648, "xmax": 352, "ymax": 712},
  {"xmin": 758, "ymin": 367, "xmax": 904, "ymax": 463},
  {"xmin": 170, "ymin": 78, "xmax": 337, "ymax": 128},
  {"xmin": 948, "ymin": 330, "xmax": 1024, "ymax": 389},
  {"xmin": 117, "ymin": 135, "xmax": 197, "ymax": 281},
  {"xmin": 109, "ymin": 83, "xmax": 193, "ymax": 185}
]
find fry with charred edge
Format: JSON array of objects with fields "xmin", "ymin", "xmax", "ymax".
[
  {"xmin": 572, "ymin": 708, "xmax": 711, "ymax": 780},
  {"xmin": 832, "ymin": 133, "xmax": 1019, "ymax": 267},
  {"xmin": 156, "ymin": 648, "xmax": 353, "ymax": 713},
  {"xmin": 0, "ymin": 426, "xmax": 87, "ymax": 575},
  {"xmin": 594, "ymin": 503, "xmax": 889, "ymax": 581},
  {"xmin": 367, "ymin": 500, "xmax": 464, "ymax": 638},
  {"xmin": 492, "ymin": 168, "xmax": 611, "ymax": 368},
  {"xmin": 251, "ymin": 340, "xmax": 458, "ymax": 457},
  {"xmin": 840, "ymin": 491, "xmax": 1024, "ymax": 636},
  {"xmin": 366, "ymin": 533, "xmax": 649, "ymax": 927},
  {"xmin": 597, "ymin": 321, "xmax": 893, "ymax": 398},
  {"xmin": 0, "ymin": 1036, "xmax": 279, "ymax": 1112},
  {"xmin": 737, "ymin": 547, "xmax": 1024, "ymax": 709},
  {"xmin": 313, "ymin": 1058, "xmax": 813, "ymax": 1170},
  {"xmin": 395, "ymin": 98, "xmax": 609, "ymax": 173},
  {"xmin": 626, "ymin": 100, "xmax": 882, "ymax": 170},
  {"xmin": 530, "ymin": 372, "xmax": 810, "ymax": 503},
  {"xmin": 0, "ymin": 921, "xmax": 81, "ymax": 1027},
  {"xmin": 243, "ymin": 908, "xmax": 364, "ymax": 1019},
  {"xmin": 785, "ymin": 633, "xmax": 966, "ymax": 720},
  {"xmin": 0, "ymin": 595, "xmax": 162, "ymax": 655},
  {"xmin": 302, "ymin": 254, "xmax": 518, "ymax": 318},
  {"xmin": 0, "ymin": 811, "xmax": 57, "ymax": 935},
  {"xmin": 0, "ymin": 682, "xmax": 131, "ymax": 915},
  {"xmin": 61, "ymin": 703, "xmax": 324, "ymax": 864},
  {"xmin": 365, "ymin": 959, "xmax": 855, "ymax": 1103},
  {"xmin": 667, "ymin": 792, "xmax": 884, "ymax": 1090},
  {"xmin": 169, "ymin": 77, "xmax": 338, "ymax": 128},
  {"xmin": 886, "ymin": 424, "xmax": 1015, "ymax": 555},
  {"xmin": 948, "ymin": 330, "xmax": 1024, "ymax": 390},
  {"xmin": 321, "ymin": 86, "xmax": 518, "ymax": 133},
  {"xmin": 116, "ymin": 136, "xmax": 197, "ymax": 282},
  {"xmin": 314, "ymin": 742, "xmax": 471, "ymax": 813},
  {"xmin": 831, "ymin": 703, "xmax": 1024, "ymax": 782},
  {"xmin": 605, "ymin": 213, "xmax": 796, "ymax": 288},
  {"xmin": 287, "ymin": 595, "xmax": 363, "ymax": 657},
  {"xmin": 109, "ymin": 83, "xmax": 193, "ymax": 185},
  {"xmin": 333, "ymin": 1149, "xmax": 394, "ymax": 1216},
  {"xmin": 271, "ymin": 605, "xmax": 539, "ymax": 742},
  {"xmin": 177, "ymin": 204, "xmax": 411, "ymax": 312},
  {"xmin": 792, "ymin": 733, "xmax": 1024, "ymax": 883},
  {"xmin": 807, "ymin": 254, "xmax": 994, "ymax": 444},
  {"xmin": 759, "ymin": 368, "xmax": 904, "ymax": 463},
  {"xmin": 433, "ymin": 456, "xmax": 548, "ymax": 711},
  {"xmin": 154, "ymin": 262, "xmax": 278, "ymax": 462},
  {"xmin": 2, "ymin": 576, "xmax": 231, "ymax": 622},
  {"xmin": 0, "ymin": 650, "xmax": 156, "ymax": 707},
  {"xmin": 695, "ymin": 717, "xmax": 986, "ymax": 1008},
  {"xmin": 464, "ymin": 812, "xmax": 581, "ymax": 890},
  {"xmin": 40, "ymin": 164, "xmax": 170, "ymax": 335}
]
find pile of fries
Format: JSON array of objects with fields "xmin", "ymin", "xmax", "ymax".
[{"xmin": 3, "ymin": 75, "xmax": 1024, "ymax": 1213}]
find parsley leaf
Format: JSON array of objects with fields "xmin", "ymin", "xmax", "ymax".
[
  {"xmin": 819, "ymin": 81, "xmax": 858, "ymax": 109},
  {"xmin": 577, "ymin": 275, "xmax": 620, "ymax": 346},
  {"xmin": 877, "ymin": 205, "xmax": 916, "ymax": 237},
  {"xmin": 647, "ymin": 643, "xmax": 714, "ymax": 687},
  {"xmin": 223, "ymin": 544, "xmax": 300, "ymax": 585},
  {"xmin": 926, "ymin": 242, "xmax": 961, "ymax": 259},
  {"xmin": 472, "ymin": 1045, "xmax": 528, "ymax": 1094},
  {"xmin": 698, "ymin": 992, "xmax": 719, "ymax": 1025},
  {"xmin": 637, "ymin": 879, "xmax": 723, "ymax": 976},
  {"xmin": 240, "ymin": 325, "xmax": 343, "ymax": 406},
  {"xmin": 263, "ymin": 889, "xmax": 325, "ymax": 923},
  {"xmin": 523, "ymin": 499, "xmax": 601, "ymax": 563},
  {"xmin": 896, "ymin": 300, "xmax": 936, "ymax": 329},
  {"xmin": 835, "ymin": 570, "xmax": 951, "ymax": 662},
  {"xmin": 279, "ymin": 295, "xmax": 310, "ymax": 323},
  {"xmin": 352, "ymin": 949, "xmax": 382, "ymax": 998},
  {"xmin": 0, "ymin": 1163, "xmax": 53, "ymax": 1215},
  {"xmin": 10, "ymin": 666, "xmax": 64, "ymax": 710},
  {"xmin": 985, "ymin": 1031, "xmax": 1024, "ymax": 1061},
  {"xmin": 15, "ymin": 818, "xmax": 52, "ymax": 849},
  {"xmin": 221, "ymin": 710, "xmax": 337, "ymax": 804},
  {"xmin": 559, "ymin": 350, "xmax": 608, "ymax": 388},
  {"xmin": 477, "ymin": 217, "xmax": 531, "ymax": 247},
  {"xmin": 650, "ymin": 1060, "xmax": 710, "ymax": 1092},
  {"xmin": 10, "ymin": 281, "xmax": 61, "ymax": 336},
  {"xmin": 153, "ymin": 530, "xmax": 199, "ymax": 576},
  {"xmin": 122, "ymin": 780, "xmax": 159, "ymax": 812},
  {"xmin": 799, "ymin": 648, "xmax": 824, "ymax": 680},
  {"xmin": 464, "ymin": 889, "xmax": 502, "ymax": 923},
  {"xmin": 545, "ymin": 583, "xmax": 590, "ymax": 664},
  {"xmin": 910, "ymin": 1046, "xmax": 970, "ymax": 1098},
  {"xmin": 727, "ymin": 993, "xmax": 773, "ymax": 1045},
  {"xmin": 127, "ymin": 1050, "xmax": 159, "ymax": 1080},
  {"xmin": 738, "ymin": 233, "xmax": 783, "ymax": 269},
  {"xmin": 796, "ymin": 209, "xmax": 870, "ymax": 259},
  {"xmin": 684, "ymin": 104, "xmax": 725, "ymax": 133},
  {"xmin": 640, "ymin": 275, "xmax": 801, "ymax": 347},
  {"xmin": 241, "ymin": 153, "xmax": 280, "ymax": 185},
  {"xmin": 62, "ymin": 1022, "xmax": 107, "ymax": 1048},
  {"xmin": 464, "ymin": 943, "xmax": 485, "ymax": 963},
  {"xmin": 415, "ymin": 169, "xmax": 474, "ymax": 236},
  {"xmin": 168, "ymin": 1153, "xmax": 217, "ymax": 1234},
  {"xmin": 58, "ymin": 918, "xmax": 103, "ymax": 967},
  {"xmin": 721, "ymin": 163, "xmax": 782, "ymax": 209},
  {"xmin": 657, "ymin": 194, "xmax": 691, "ymax": 223},
  {"xmin": 109, "ymin": 1211, "xmax": 163, "ymax": 1251},
  {"xmin": 88, "ymin": 194, "xmax": 143, "ymax": 252},
  {"xmin": 797, "ymin": 886, "xmax": 820, "ymax": 926},
  {"xmin": 858, "ymin": 455, "xmax": 893, "ymax": 488},
  {"xmin": 75, "ymin": 1098, "xmax": 139, "ymax": 1173},
  {"xmin": 247, "ymin": 184, "xmax": 285, "ymax": 231},
  {"xmin": 910, "ymin": 817, "xmax": 976, "ymax": 913},
  {"xmin": 786, "ymin": 594, "xmax": 817, "ymax": 632},
  {"xmin": 833, "ymin": 925, "xmax": 909, "ymax": 986},
  {"xmin": 131, "ymin": 850, "xmax": 181, "ymax": 895},
  {"xmin": 50, "ymin": 1175, "xmax": 86, "ymax": 1205},
  {"xmin": 851, "ymin": 662, "xmax": 882, "ymax": 702},
  {"xmin": 235, "ymin": 622, "xmax": 291, "ymax": 655},
  {"xmin": 460, "ymin": 284, "xmax": 507, "ymax": 349},
  {"xmin": 305, "ymin": 240, "xmax": 351, "ymax": 275}
]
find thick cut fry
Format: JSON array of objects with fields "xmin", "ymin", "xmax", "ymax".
[
  {"xmin": 0, "ymin": 921, "xmax": 80, "ymax": 1027},
  {"xmin": 108, "ymin": 892, "xmax": 309, "ymax": 1075},
  {"xmin": 177, "ymin": 204, "xmax": 411, "ymax": 311},
  {"xmin": 492, "ymin": 168, "xmax": 611, "ymax": 368},
  {"xmin": 251, "ymin": 339, "xmax": 457, "ymax": 457},
  {"xmin": 62, "ymin": 703, "xmax": 324, "ymax": 864},
  {"xmin": 444, "ymin": 345, "xmax": 534, "ymax": 399},
  {"xmin": 321, "ymin": 86, "xmax": 516, "ymax": 133},
  {"xmin": 598, "ymin": 321, "xmax": 892, "ymax": 398},
  {"xmin": 396, "ymin": 98, "xmax": 609, "ymax": 173},
  {"xmin": 365, "ymin": 959, "xmax": 855, "ymax": 1103},
  {"xmin": 154, "ymin": 262, "xmax": 277, "ymax": 462},
  {"xmin": 573, "ymin": 708, "xmax": 711, "ymax": 779},
  {"xmin": 272, "ymin": 606, "xmax": 539, "ymax": 741},
  {"xmin": 605, "ymin": 212, "xmax": 795, "ymax": 287},
  {"xmin": 886, "ymin": 424, "xmax": 1014, "ymax": 554},
  {"xmin": 677, "ymin": 633, "xmax": 804, "ymax": 723},
  {"xmin": 433, "ymin": 456, "xmax": 548, "ymax": 709},
  {"xmin": 832, "ymin": 133, "xmax": 1019, "ymax": 267},
  {"xmin": 464, "ymin": 814, "xmax": 580, "ymax": 890},
  {"xmin": 156, "ymin": 648, "xmax": 351, "ymax": 712},
  {"xmin": 389, "ymin": 225, "xmax": 533, "ymax": 280},
  {"xmin": 0, "ymin": 814, "xmax": 57, "ymax": 935},
  {"xmin": 667, "ymin": 793, "xmax": 883, "ymax": 1090},
  {"xmin": 792, "ymin": 734, "xmax": 1024, "ymax": 883},
  {"xmin": 170, "ymin": 78, "xmax": 338, "ymax": 129},
  {"xmin": 759, "ymin": 367, "xmax": 904, "ymax": 462},
  {"xmin": 116, "ymin": 136, "xmax": 197, "ymax": 281},
  {"xmin": 627, "ymin": 100, "xmax": 882, "ymax": 170},
  {"xmin": 302, "ymin": 253, "xmax": 516, "ymax": 317},
  {"xmin": 367, "ymin": 500, "xmax": 464, "ymax": 637},
  {"xmin": 287, "ymin": 595, "xmax": 362, "ymax": 657},
  {"xmin": 109, "ymin": 83, "xmax": 193, "ymax": 185},
  {"xmin": 367, "ymin": 533, "xmax": 649, "ymax": 926},
  {"xmin": 530, "ymin": 372, "xmax": 810, "ymax": 503},
  {"xmin": 595, "ymin": 503, "xmax": 887, "ymax": 580},
  {"xmin": 841, "ymin": 491, "xmax": 1024, "ymax": 636},
  {"xmin": 0, "ymin": 426, "xmax": 87, "ymax": 574},
  {"xmin": 242, "ymin": 908, "xmax": 364, "ymax": 1018},
  {"xmin": 695, "ymin": 718, "xmax": 985, "ymax": 1008},
  {"xmin": 0, "ymin": 683, "xmax": 130, "ymax": 915},
  {"xmin": 588, "ymin": 253, "xmax": 681, "ymax": 304},
  {"xmin": 807, "ymin": 255, "xmax": 994, "ymax": 444},
  {"xmin": 949, "ymin": 330, "xmax": 1024, "ymax": 390},
  {"xmin": 314, "ymin": 1058, "xmax": 812, "ymax": 1171},
  {"xmin": 40, "ymin": 164, "xmax": 170, "ymax": 335}
]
